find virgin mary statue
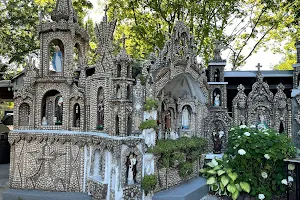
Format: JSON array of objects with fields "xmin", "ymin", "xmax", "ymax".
[
  {"xmin": 182, "ymin": 106, "xmax": 190, "ymax": 129},
  {"xmin": 52, "ymin": 46, "xmax": 62, "ymax": 72}
]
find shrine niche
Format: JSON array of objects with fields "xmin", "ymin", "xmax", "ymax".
[
  {"xmin": 19, "ymin": 103, "xmax": 30, "ymax": 126},
  {"xmin": 73, "ymin": 104, "xmax": 80, "ymax": 127},
  {"xmin": 213, "ymin": 88, "xmax": 221, "ymax": 107},
  {"xmin": 97, "ymin": 87, "xmax": 104, "ymax": 129},
  {"xmin": 41, "ymin": 90, "xmax": 63, "ymax": 126},
  {"xmin": 49, "ymin": 39, "xmax": 64, "ymax": 73}
]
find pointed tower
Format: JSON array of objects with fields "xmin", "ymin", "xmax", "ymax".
[
  {"xmin": 25, "ymin": 0, "xmax": 89, "ymax": 130},
  {"xmin": 110, "ymin": 35, "xmax": 134, "ymax": 136}
]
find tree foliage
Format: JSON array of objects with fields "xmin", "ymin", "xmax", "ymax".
[
  {"xmin": 107, "ymin": 0, "xmax": 241, "ymax": 63},
  {"xmin": 0, "ymin": 0, "xmax": 93, "ymax": 64}
]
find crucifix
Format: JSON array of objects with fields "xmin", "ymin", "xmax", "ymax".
[
  {"xmin": 256, "ymin": 63, "xmax": 262, "ymax": 72},
  {"xmin": 121, "ymin": 33, "xmax": 127, "ymax": 49}
]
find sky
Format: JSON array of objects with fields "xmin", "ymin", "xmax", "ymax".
[{"xmin": 87, "ymin": 0, "xmax": 285, "ymax": 71}]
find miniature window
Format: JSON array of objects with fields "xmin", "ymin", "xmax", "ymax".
[
  {"xmin": 73, "ymin": 103, "xmax": 80, "ymax": 127},
  {"xmin": 126, "ymin": 85, "xmax": 131, "ymax": 100},
  {"xmin": 214, "ymin": 69, "xmax": 220, "ymax": 82},
  {"xmin": 127, "ymin": 65, "xmax": 131, "ymax": 78},
  {"xmin": 127, "ymin": 114, "xmax": 132, "ymax": 136},
  {"xmin": 73, "ymin": 43, "xmax": 80, "ymax": 70},
  {"xmin": 117, "ymin": 64, "xmax": 121, "ymax": 77},
  {"xmin": 115, "ymin": 115, "xmax": 120, "ymax": 135},
  {"xmin": 93, "ymin": 150, "xmax": 102, "ymax": 181},
  {"xmin": 19, "ymin": 103, "xmax": 30, "ymax": 126},
  {"xmin": 97, "ymin": 87, "xmax": 104, "ymax": 130},
  {"xmin": 41, "ymin": 90, "xmax": 62, "ymax": 126}
]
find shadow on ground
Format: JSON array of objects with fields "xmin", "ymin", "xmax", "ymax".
[{"xmin": 0, "ymin": 164, "xmax": 9, "ymax": 200}]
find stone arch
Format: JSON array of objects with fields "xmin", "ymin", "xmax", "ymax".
[
  {"xmin": 41, "ymin": 90, "xmax": 63, "ymax": 126},
  {"xmin": 205, "ymin": 118, "xmax": 228, "ymax": 152},
  {"xmin": 121, "ymin": 146, "xmax": 143, "ymax": 186},
  {"xmin": 19, "ymin": 103, "xmax": 30, "ymax": 126}
]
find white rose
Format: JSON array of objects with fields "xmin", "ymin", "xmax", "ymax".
[
  {"xmin": 264, "ymin": 154, "xmax": 270, "ymax": 160},
  {"xmin": 250, "ymin": 125, "xmax": 256, "ymax": 129},
  {"xmin": 261, "ymin": 172, "xmax": 268, "ymax": 179},
  {"xmin": 254, "ymin": 132, "xmax": 257, "ymax": 135},
  {"xmin": 281, "ymin": 179, "xmax": 288, "ymax": 185},
  {"xmin": 239, "ymin": 125, "xmax": 247, "ymax": 129},
  {"xmin": 288, "ymin": 164, "xmax": 295, "ymax": 170},
  {"xmin": 244, "ymin": 132, "xmax": 250, "ymax": 136},
  {"xmin": 288, "ymin": 176, "xmax": 294, "ymax": 182},
  {"xmin": 238, "ymin": 149, "xmax": 246, "ymax": 155},
  {"xmin": 258, "ymin": 194, "xmax": 265, "ymax": 200},
  {"xmin": 238, "ymin": 136, "xmax": 241, "ymax": 138}
]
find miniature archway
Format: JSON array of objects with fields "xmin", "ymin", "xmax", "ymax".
[
  {"xmin": 19, "ymin": 103, "xmax": 30, "ymax": 126},
  {"xmin": 116, "ymin": 85, "xmax": 121, "ymax": 99},
  {"xmin": 126, "ymin": 85, "xmax": 131, "ymax": 100},
  {"xmin": 41, "ymin": 90, "xmax": 62, "ymax": 126},
  {"xmin": 214, "ymin": 69, "xmax": 220, "ymax": 82},
  {"xmin": 49, "ymin": 39, "xmax": 64, "ymax": 73},
  {"xmin": 181, "ymin": 105, "xmax": 192, "ymax": 130},
  {"xmin": 97, "ymin": 87, "xmax": 104, "ymax": 129},
  {"xmin": 127, "ymin": 114, "xmax": 132, "ymax": 136},
  {"xmin": 117, "ymin": 64, "xmax": 121, "ymax": 77},
  {"xmin": 73, "ymin": 103, "xmax": 80, "ymax": 127},
  {"xmin": 213, "ymin": 88, "xmax": 221, "ymax": 106}
]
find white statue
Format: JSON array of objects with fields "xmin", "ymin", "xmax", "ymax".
[
  {"xmin": 214, "ymin": 94, "xmax": 220, "ymax": 106},
  {"xmin": 127, "ymin": 154, "xmax": 137, "ymax": 185},
  {"xmin": 181, "ymin": 106, "xmax": 190, "ymax": 129},
  {"xmin": 170, "ymin": 131, "xmax": 179, "ymax": 140},
  {"xmin": 52, "ymin": 46, "xmax": 63, "ymax": 72},
  {"xmin": 42, "ymin": 116, "xmax": 48, "ymax": 126},
  {"xmin": 257, "ymin": 114, "xmax": 268, "ymax": 131}
]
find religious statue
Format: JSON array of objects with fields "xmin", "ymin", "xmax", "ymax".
[
  {"xmin": 42, "ymin": 116, "xmax": 48, "ymax": 126},
  {"xmin": 212, "ymin": 130, "xmax": 224, "ymax": 154},
  {"xmin": 214, "ymin": 94, "xmax": 220, "ymax": 106},
  {"xmin": 165, "ymin": 111, "xmax": 171, "ymax": 131},
  {"xmin": 181, "ymin": 106, "xmax": 190, "ymax": 129},
  {"xmin": 52, "ymin": 46, "xmax": 62, "ymax": 72},
  {"xmin": 257, "ymin": 114, "xmax": 268, "ymax": 131},
  {"xmin": 56, "ymin": 96, "xmax": 63, "ymax": 124},
  {"xmin": 126, "ymin": 153, "xmax": 137, "ymax": 185}
]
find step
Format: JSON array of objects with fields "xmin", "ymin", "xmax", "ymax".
[
  {"xmin": 3, "ymin": 189, "xmax": 92, "ymax": 200},
  {"xmin": 153, "ymin": 177, "xmax": 209, "ymax": 200}
]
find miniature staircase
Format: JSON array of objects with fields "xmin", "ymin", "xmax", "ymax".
[{"xmin": 152, "ymin": 177, "xmax": 208, "ymax": 200}]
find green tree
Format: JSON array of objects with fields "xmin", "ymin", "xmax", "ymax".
[{"xmin": 106, "ymin": 0, "xmax": 242, "ymax": 64}]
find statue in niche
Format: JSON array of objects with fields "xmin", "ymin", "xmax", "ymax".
[
  {"xmin": 42, "ymin": 116, "xmax": 48, "ymax": 126},
  {"xmin": 257, "ymin": 114, "xmax": 268, "ymax": 131},
  {"xmin": 214, "ymin": 94, "xmax": 220, "ymax": 106},
  {"xmin": 126, "ymin": 153, "xmax": 137, "ymax": 185},
  {"xmin": 52, "ymin": 46, "xmax": 63, "ymax": 72},
  {"xmin": 98, "ymin": 100, "xmax": 104, "ymax": 127},
  {"xmin": 165, "ymin": 110, "xmax": 171, "ymax": 131},
  {"xmin": 56, "ymin": 96, "xmax": 63, "ymax": 124},
  {"xmin": 212, "ymin": 129, "xmax": 224, "ymax": 154},
  {"xmin": 181, "ymin": 106, "xmax": 190, "ymax": 129}
]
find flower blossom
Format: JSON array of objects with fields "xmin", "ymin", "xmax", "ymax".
[
  {"xmin": 244, "ymin": 132, "xmax": 250, "ymax": 136},
  {"xmin": 258, "ymin": 194, "xmax": 265, "ymax": 200},
  {"xmin": 288, "ymin": 176, "xmax": 294, "ymax": 182},
  {"xmin": 281, "ymin": 179, "xmax": 288, "ymax": 185},
  {"xmin": 261, "ymin": 172, "xmax": 268, "ymax": 179},
  {"xmin": 238, "ymin": 149, "xmax": 246, "ymax": 155},
  {"xmin": 250, "ymin": 125, "xmax": 256, "ymax": 129},
  {"xmin": 288, "ymin": 164, "xmax": 295, "ymax": 171},
  {"xmin": 264, "ymin": 154, "xmax": 270, "ymax": 160},
  {"xmin": 239, "ymin": 125, "xmax": 247, "ymax": 129},
  {"xmin": 230, "ymin": 128, "xmax": 235, "ymax": 131}
]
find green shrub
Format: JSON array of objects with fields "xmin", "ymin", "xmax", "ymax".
[
  {"xmin": 141, "ymin": 175, "xmax": 157, "ymax": 195},
  {"xmin": 148, "ymin": 137, "xmax": 207, "ymax": 178},
  {"xmin": 226, "ymin": 125, "xmax": 296, "ymax": 199},
  {"xmin": 139, "ymin": 120, "xmax": 157, "ymax": 130},
  {"xmin": 200, "ymin": 157, "xmax": 250, "ymax": 200},
  {"xmin": 144, "ymin": 98, "xmax": 158, "ymax": 111}
]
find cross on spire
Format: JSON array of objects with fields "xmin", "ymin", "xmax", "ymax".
[{"xmin": 256, "ymin": 63, "xmax": 262, "ymax": 72}]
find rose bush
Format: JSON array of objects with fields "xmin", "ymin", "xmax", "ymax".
[{"xmin": 226, "ymin": 126, "xmax": 296, "ymax": 199}]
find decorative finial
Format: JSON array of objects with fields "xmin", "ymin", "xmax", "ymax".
[
  {"xmin": 212, "ymin": 41, "xmax": 224, "ymax": 61},
  {"xmin": 103, "ymin": 5, "xmax": 108, "ymax": 21}
]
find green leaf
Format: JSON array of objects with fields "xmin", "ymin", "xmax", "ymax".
[
  {"xmin": 235, "ymin": 183, "xmax": 242, "ymax": 192},
  {"xmin": 240, "ymin": 182, "xmax": 251, "ymax": 193},
  {"xmin": 217, "ymin": 170, "xmax": 226, "ymax": 176},
  {"xmin": 221, "ymin": 175, "xmax": 229, "ymax": 187},
  {"xmin": 207, "ymin": 162, "xmax": 215, "ymax": 168},
  {"xmin": 232, "ymin": 189, "xmax": 239, "ymax": 200},
  {"xmin": 227, "ymin": 183, "xmax": 237, "ymax": 194},
  {"xmin": 207, "ymin": 169, "xmax": 216, "ymax": 175},
  {"xmin": 206, "ymin": 177, "xmax": 216, "ymax": 185},
  {"xmin": 210, "ymin": 183, "xmax": 219, "ymax": 191},
  {"xmin": 220, "ymin": 182, "xmax": 225, "ymax": 192},
  {"xmin": 199, "ymin": 168, "xmax": 207, "ymax": 174},
  {"xmin": 228, "ymin": 172, "xmax": 238, "ymax": 181}
]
